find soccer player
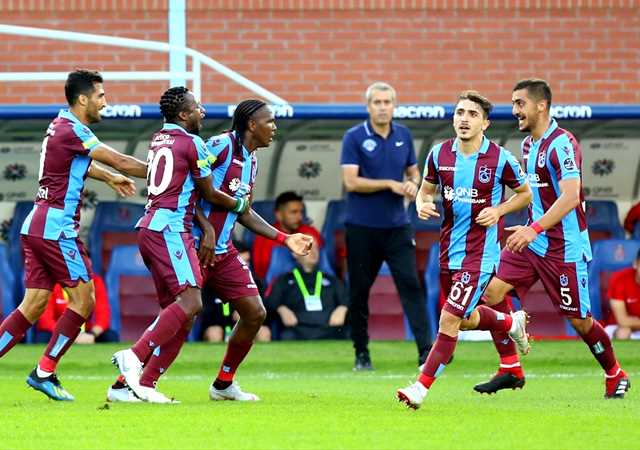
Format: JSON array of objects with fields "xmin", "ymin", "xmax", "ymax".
[
  {"xmin": 467, "ymin": 79, "xmax": 630, "ymax": 399},
  {"xmin": 111, "ymin": 87, "xmax": 252, "ymax": 403},
  {"xmin": 0, "ymin": 69, "xmax": 147, "ymax": 401},
  {"xmin": 396, "ymin": 90, "xmax": 532, "ymax": 409},
  {"xmin": 199, "ymin": 99, "xmax": 312, "ymax": 401}
]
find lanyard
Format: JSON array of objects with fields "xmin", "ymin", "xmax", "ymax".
[{"xmin": 292, "ymin": 268, "xmax": 323, "ymax": 299}]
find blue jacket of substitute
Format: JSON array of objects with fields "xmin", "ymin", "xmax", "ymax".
[{"xmin": 340, "ymin": 120, "xmax": 417, "ymax": 228}]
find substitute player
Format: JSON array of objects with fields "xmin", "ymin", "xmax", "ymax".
[
  {"xmin": 111, "ymin": 87, "xmax": 251, "ymax": 403},
  {"xmin": 468, "ymin": 79, "xmax": 629, "ymax": 399},
  {"xmin": 196, "ymin": 99, "xmax": 312, "ymax": 401},
  {"xmin": 0, "ymin": 69, "xmax": 147, "ymax": 401},
  {"xmin": 396, "ymin": 91, "xmax": 532, "ymax": 409}
]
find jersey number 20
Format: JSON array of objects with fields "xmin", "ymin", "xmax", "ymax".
[{"xmin": 147, "ymin": 147, "xmax": 174, "ymax": 196}]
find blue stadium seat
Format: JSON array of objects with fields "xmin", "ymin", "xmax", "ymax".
[
  {"xmin": 7, "ymin": 201, "xmax": 33, "ymax": 298},
  {"xmin": 588, "ymin": 239, "xmax": 640, "ymax": 322},
  {"xmin": 320, "ymin": 199, "xmax": 347, "ymax": 274},
  {"xmin": 88, "ymin": 201, "xmax": 145, "ymax": 275},
  {"xmin": 0, "ymin": 243, "xmax": 16, "ymax": 320},
  {"xmin": 242, "ymin": 200, "xmax": 276, "ymax": 249},
  {"xmin": 585, "ymin": 200, "xmax": 625, "ymax": 243},
  {"xmin": 105, "ymin": 245, "xmax": 156, "ymax": 341},
  {"xmin": 264, "ymin": 245, "xmax": 335, "ymax": 286},
  {"xmin": 421, "ymin": 243, "xmax": 440, "ymax": 341}
]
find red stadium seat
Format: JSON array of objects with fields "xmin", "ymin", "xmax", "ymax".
[
  {"xmin": 368, "ymin": 269, "xmax": 405, "ymax": 340},
  {"xmin": 118, "ymin": 275, "xmax": 160, "ymax": 341}
]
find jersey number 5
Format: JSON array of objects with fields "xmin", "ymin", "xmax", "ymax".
[{"xmin": 147, "ymin": 147, "xmax": 174, "ymax": 195}]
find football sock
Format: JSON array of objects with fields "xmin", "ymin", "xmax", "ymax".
[
  {"xmin": 0, "ymin": 310, "xmax": 32, "ymax": 358},
  {"xmin": 214, "ymin": 340, "xmax": 254, "ymax": 387},
  {"xmin": 579, "ymin": 320, "xmax": 619, "ymax": 375},
  {"xmin": 476, "ymin": 305, "xmax": 513, "ymax": 332},
  {"xmin": 487, "ymin": 300, "xmax": 522, "ymax": 377},
  {"xmin": 131, "ymin": 303, "xmax": 188, "ymax": 363},
  {"xmin": 38, "ymin": 308, "xmax": 85, "ymax": 373},
  {"xmin": 140, "ymin": 325, "xmax": 191, "ymax": 388},
  {"xmin": 418, "ymin": 333, "xmax": 457, "ymax": 389}
]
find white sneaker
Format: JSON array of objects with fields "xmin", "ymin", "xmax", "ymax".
[
  {"xmin": 106, "ymin": 386, "xmax": 141, "ymax": 403},
  {"xmin": 135, "ymin": 385, "xmax": 180, "ymax": 404},
  {"xmin": 111, "ymin": 349, "xmax": 144, "ymax": 398},
  {"xmin": 209, "ymin": 382, "xmax": 260, "ymax": 401},
  {"xmin": 508, "ymin": 310, "xmax": 531, "ymax": 355},
  {"xmin": 397, "ymin": 381, "xmax": 428, "ymax": 409}
]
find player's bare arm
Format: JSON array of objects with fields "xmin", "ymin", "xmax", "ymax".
[
  {"xmin": 506, "ymin": 178, "xmax": 580, "ymax": 252},
  {"xmin": 194, "ymin": 206, "xmax": 215, "ymax": 267},
  {"xmin": 415, "ymin": 180, "xmax": 440, "ymax": 220},
  {"xmin": 476, "ymin": 182, "xmax": 532, "ymax": 227},
  {"xmin": 194, "ymin": 176, "xmax": 250, "ymax": 215},
  {"xmin": 342, "ymin": 164, "xmax": 405, "ymax": 195},
  {"xmin": 610, "ymin": 299, "xmax": 640, "ymax": 329},
  {"xmin": 87, "ymin": 162, "xmax": 136, "ymax": 197},
  {"xmin": 90, "ymin": 143, "xmax": 148, "ymax": 178},
  {"xmin": 402, "ymin": 164, "xmax": 421, "ymax": 198},
  {"xmin": 237, "ymin": 208, "xmax": 313, "ymax": 256}
]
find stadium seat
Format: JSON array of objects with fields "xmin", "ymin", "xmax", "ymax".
[
  {"xmin": 588, "ymin": 239, "xmax": 640, "ymax": 322},
  {"xmin": 320, "ymin": 199, "xmax": 347, "ymax": 277},
  {"xmin": 264, "ymin": 245, "xmax": 335, "ymax": 286},
  {"xmin": 241, "ymin": 200, "xmax": 276, "ymax": 249},
  {"xmin": 88, "ymin": 201, "xmax": 145, "ymax": 275},
  {"xmin": 419, "ymin": 244, "xmax": 441, "ymax": 341},
  {"xmin": 7, "ymin": 201, "xmax": 34, "ymax": 298},
  {"xmin": 369, "ymin": 262, "xmax": 405, "ymax": 340},
  {"xmin": 585, "ymin": 200, "xmax": 625, "ymax": 243},
  {"xmin": 0, "ymin": 243, "xmax": 16, "ymax": 320},
  {"xmin": 105, "ymin": 245, "xmax": 157, "ymax": 341},
  {"xmin": 408, "ymin": 201, "xmax": 443, "ymax": 276}
]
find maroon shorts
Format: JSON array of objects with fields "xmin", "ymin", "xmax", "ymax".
[
  {"xmin": 440, "ymin": 269, "xmax": 492, "ymax": 318},
  {"xmin": 21, "ymin": 235, "xmax": 92, "ymax": 290},
  {"xmin": 202, "ymin": 248, "xmax": 259, "ymax": 302},
  {"xmin": 138, "ymin": 228, "xmax": 202, "ymax": 308},
  {"xmin": 496, "ymin": 248, "xmax": 591, "ymax": 318}
]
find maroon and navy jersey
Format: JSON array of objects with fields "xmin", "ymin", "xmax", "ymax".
[
  {"xmin": 521, "ymin": 119, "xmax": 592, "ymax": 263},
  {"xmin": 21, "ymin": 109, "xmax": 101, "ymax": 240},
  {"xmin": 136, "ymin": 123, "xmax": 214, "ymax": 233},
  {"xmin": 194, "ymin": 131, "xmax": 257, "ymax": 254},
  {"xmin": 424, "ymin": 137, "xmax": 526, "ymax": 274}
]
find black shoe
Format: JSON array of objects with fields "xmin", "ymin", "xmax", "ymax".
[
  {"xmin": 473, "ymin": 372, "xmax": 525, "ymax": 394},
  {"xmin": 353, "ymin": 351, "xmax": 373, "ymax": 371}
]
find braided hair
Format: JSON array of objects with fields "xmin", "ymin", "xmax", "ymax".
[
  {"xmin": 230, "ymin": 99, "xmax": 267, "ymax": 144},
  {"xmin": 159, "ymin": 86, "xmax": 191, "ymax": 123}
]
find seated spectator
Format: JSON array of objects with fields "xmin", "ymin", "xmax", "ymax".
[
  {"xmin": 36, "ymin": 273, "xmax": 118, "ymax": 344},
  {"xmin": 605, "ymin": 249, "xmax": 640, "ymax": 340},
  {"xmin": 252, "ymin": 191, "xmax": 323, "ymax": 281},
  {"xmin": 200, "ymin": 240, "xmax": 271, "ymax": 342},
  {"xmin": 266, "ymin": 238, "xmax": 348, "ymax": 340},
  {"xmin": 623, "ymin": 201, "xmax": 640, "ymax": 235}
]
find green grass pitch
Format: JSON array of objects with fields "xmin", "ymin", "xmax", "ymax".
[{"xmin": 0, "ymin": 340, "xmax": 637, "ymax": 449}]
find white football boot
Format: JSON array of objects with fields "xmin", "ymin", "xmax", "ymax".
[
  {"xmin": 396, "ymin": 381, "xmax": 428, "ymax": 410},
  {"xmin": 209, "ymin": 382, "xmax": 260, "ymax": 401},
  {"xmin": 111, "ymin": 349, "xmax": 144, "ymax": 398},
  {"xmin": 135, "ymin": 385, "xmax": 180, "ymax": 404},
  {"xmin": 508, "ymin": 310, "xmax": 531, "ymax": 355},
  {"xmin": 106, "ymin": 385, "xmax": 141, "ymax": 403}
]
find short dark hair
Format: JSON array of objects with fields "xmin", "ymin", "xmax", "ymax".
[
  {"xmin": 275, "ymin": 191, "xmax": 303, "ymax": 210},
  {"xmin": 159, "ymin": 86, "xmax": 192, "ymax": 123},
  {"xmin": 65, "ymin": 69, "xmax": 103, "ymax": 105},
  {"xmin": 513, "ymin": 78, "xmax": 552, "ymax": 111},
  {"xmin": 456, "ymin": 90, "xmax": 493, "ymax": 118}
]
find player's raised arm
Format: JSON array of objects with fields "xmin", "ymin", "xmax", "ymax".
[
  {"xmin": 415, "ymin": 180, "xmax": 440, "ymax": 220},
  {"xmin": 194, "ymin": 176, "xmax": 250, "ymax": 214},
  {"xmin": 90, "ymin": 143, "xmax": 148, "ymax": 179},
  {"xmin": 237, "ymin": 209, "xmax": 312, "ymax": 256},
  {"xmin": 87, "ymin": 162, "xmax": 136, "ymax": 197}
]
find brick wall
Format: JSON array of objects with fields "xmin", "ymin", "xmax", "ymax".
[{"xmin": 0, "ymin": 0, "xmax": 638, "ymax": 104}]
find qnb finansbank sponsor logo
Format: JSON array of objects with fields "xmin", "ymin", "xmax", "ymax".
[
  {"xmin": 100, "ymin": 104, "xmax": 142, "ymax": 118},
  {"xmin": 394, "ymin": 105, "xmax": 446, "ymax": 119},
  {"xmin": 443, "ymin": 185, "xmax": 486, "ymax": 204},
  {"xmin": 227, "ymin": 104, "xmax": 294, "ymax": 118},
  {"xmin": 551, "ymin": 105, "xmax": 592, "ymax": 119}
]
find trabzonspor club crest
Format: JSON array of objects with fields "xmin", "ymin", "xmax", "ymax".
[
  {"xmin": 559, "ymin": 274, "xmax": 569, "ymax": 287},
  {"xmin": 478, "ymin": 165, "xmax": 492, "ymax": 184}
]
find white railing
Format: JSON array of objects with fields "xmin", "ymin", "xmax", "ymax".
[{"xmin": 0, "ymin": 24, "xmax": 288, "ymax": 105}]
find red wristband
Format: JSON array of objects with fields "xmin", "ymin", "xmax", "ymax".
[
  {"xmin": 530, "ymin": 221, "xmax": 544, "ymax": 235},
  {"xmin": 275, "ymin": 231, "xmax": 288, "ymax": 244}
]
